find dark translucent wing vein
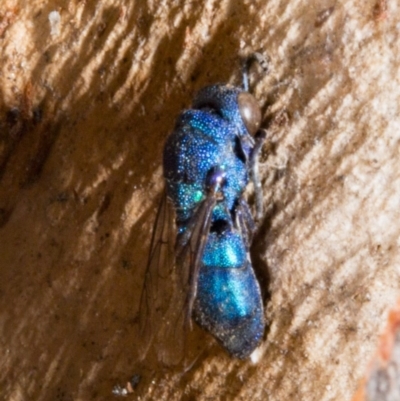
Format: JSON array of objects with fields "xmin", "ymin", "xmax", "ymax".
[
  {"xmin": 138, "ymin": 189, "xmax": 176, "ymax": 360},
  {"xmin": 175, "ymin": 194, "xmax": 217, "ymax": 328}
]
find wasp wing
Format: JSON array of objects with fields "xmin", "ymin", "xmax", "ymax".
[
  {"xmin": 138, "ymin": 190, "xmax": 217, "ymax": 365},
  {"xmin": 159, "ymin": 192, "xmax": 217, "ymax": 365},
  {"xmin": 175, "ymin": 193, "xmax": 217, "ymax": 328},
  {"xmin": 138, "ymin": 189, "xmax": 176, "ymax": 361}
]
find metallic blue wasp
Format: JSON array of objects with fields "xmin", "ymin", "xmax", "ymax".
[{"xmin": 139, "ymin": 54, "xmax": 267, "ymax": 363}]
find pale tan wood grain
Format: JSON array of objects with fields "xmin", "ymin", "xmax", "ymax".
[{"xmin": 1, "ymin": 0, "xmax": 399, "ymax": 400}]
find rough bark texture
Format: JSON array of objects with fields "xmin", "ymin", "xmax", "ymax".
[{"xmin": 1, "ymin": 0, "xmax": 399, "ymax": 400}]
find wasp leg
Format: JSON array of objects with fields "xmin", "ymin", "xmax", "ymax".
[
  {"xmin": 236, "ymin": 197, "xmax": 256, "ymax": 248},
  {"xmin": 250, "ymin": 129, "xmax": 267, "ymax": 223}
]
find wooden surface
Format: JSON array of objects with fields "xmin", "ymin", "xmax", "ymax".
[{"xmin": 1, "ymin": 0, "xmax": 400, "ymax": 400}]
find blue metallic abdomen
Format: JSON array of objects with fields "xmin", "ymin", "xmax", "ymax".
[{"xmin": 195, "ymin": 230, "xmax": 264, "ymax": 358}]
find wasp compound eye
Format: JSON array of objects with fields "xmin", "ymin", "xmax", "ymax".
[{"xmin": 238, "ymin": 92, "xmax": 261, "ymax": 136}]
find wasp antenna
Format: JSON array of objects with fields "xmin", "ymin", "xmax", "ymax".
[{"xmin": 241, "ymin": 52, "xmax": 270, "ymax": 92}]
